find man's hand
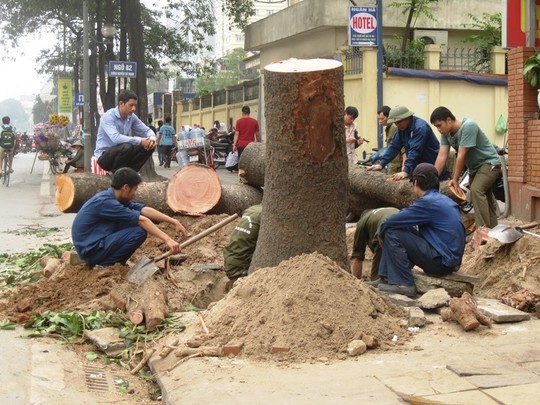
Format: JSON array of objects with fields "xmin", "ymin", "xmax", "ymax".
[
  {"xmin": 365, "ymin": 164, "xmax": 383, "ymax": 171},
  {"xmin": 173, "ymin": 219, "xmax": 191, "ymax": 238},
  {"xmin": 165, "ymin": 238, "xmax": 181, "ymax": 254},
  {"xmin": 141, "ymin": 138, "xmax": 155, "ymax": 150},
  {"xmin": 390, "ymin": 171, "xmax": 409, "ymax": 181}
]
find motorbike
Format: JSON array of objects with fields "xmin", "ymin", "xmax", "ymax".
[
  {"xmin": 210, "ymin": 130, "xmax": 234, "ymax": 169},
  {"xmin": 174, "ymin": 136, "xmax": 215, "ymax": 169}
]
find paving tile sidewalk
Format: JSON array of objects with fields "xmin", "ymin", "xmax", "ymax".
[{"xmin": 150, "ymin": 315, "xmax": 540, "ymax": 405}]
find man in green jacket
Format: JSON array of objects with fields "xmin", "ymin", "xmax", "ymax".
[
  {"xmin": 223, "ymin": 205, "xmax": 262, "ymax": 281},
  {"xmin": 350, "ymin": 207, "xmax": 399, "ymax": 281}
]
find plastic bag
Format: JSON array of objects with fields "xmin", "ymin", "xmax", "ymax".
[
  {"xmin": 495, "ymin": 114, "xmax": 508, "ymax": 134},
  {"xmin": 225, "ymin": 151, "xmax": 238, "ymax": 169}
]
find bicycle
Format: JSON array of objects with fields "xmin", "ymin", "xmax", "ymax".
[
  {"xmin": 48, "ymin": 148, "xmax": 70, "ymax": 175},
  {"xmin": 2, "ymin": 148, "xmax": 12, "ymax": 187}
]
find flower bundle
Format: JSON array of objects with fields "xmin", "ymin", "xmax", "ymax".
[{"xmin": 33, "ymin": 121, "xmax": 66, "ymax": 152}]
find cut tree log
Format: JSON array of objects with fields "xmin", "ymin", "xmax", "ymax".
[
  {"xmin": 440, "ymin": 292, "xmax": 493, "ymax": 331},
  {"xmin": 166, "ymin": 164, "xmax": 222, "ymax": 215},
  {"xmin": 55, "ymin": 173, "xmax": 173, "ymax": 215},
  {"xmin": 209, "ymin": 183, "xmax": 263, "ymax": 215},
  {"xmin": 238, "ymin": 142, "xmax": 466, "ymax": 215},
  {"xmin": 238, "ymin": 142, "xmax": 265, "ymax": 188},
  {"xmin": 40, "ymin": 257, "xmax": 62, "ymax": 278},
  {"xmin": 249, "ymin": 58, "xmax": 349, "ymax": 273}
]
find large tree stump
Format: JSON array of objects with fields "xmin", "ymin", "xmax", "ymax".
[
  {"xmin": 209, "ymin": 183, "xmax": 263, "ymax": 215},
  {"xmin": 166, "ymin": 164, "xmax": 222, "ymax": 215},
  {"xmin": 249, "ymin": 58, "xmax": 349, "ymax": 273}
]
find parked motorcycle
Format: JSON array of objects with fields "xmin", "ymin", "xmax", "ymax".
[{"xmin": 210, "ymin": 130, "xmax": 234, "ymax": 169}]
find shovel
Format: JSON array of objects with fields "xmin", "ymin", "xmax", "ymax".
[
  {"xmin": 487, "ymin": 224, "xmax": 540, "ymax": 244},
  {"xmin": 125, "ymin": 213, "xmax": 239, "ymax": 284}
]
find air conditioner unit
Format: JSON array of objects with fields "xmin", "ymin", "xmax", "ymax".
[{"xmin": 413, "ymin": 29, "xmax": 448, "ymax": 49}]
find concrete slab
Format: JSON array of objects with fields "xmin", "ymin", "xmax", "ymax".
[
  {"xmin": 375, "ymin": 369, "xmax": 478, "ymax": 396},
  {"xmin": 423, "ymin": 390, "xmax": 500, "ymax": 405},
  {"xmin": 465, "ymin": 372, "xmax": 540, "ymax": 389},
  {"xmin": 484, "ymin": 382, "xmax": 540, "ymax": 404},
  {"xmin": 476, "ymin": 298, "xmax": 531, "ymax": 322},
  {"xmin": 489, "ymin": 342, "xmax": 540, "ymax": 363},
  {"xmin": 520, "ymin": 361, "xmax": 540, "ymax": 376},
  {"xmin": 84, "ymin": 327, "xmax": 125, "ymax": 356}
]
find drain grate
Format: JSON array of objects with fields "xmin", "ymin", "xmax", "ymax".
[{"xmin": 83, "ymin": 365, "xmax": 111, "ymax": 393}]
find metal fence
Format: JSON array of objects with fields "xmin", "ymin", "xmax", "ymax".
[
  {"xmin": 341, "ymin": 47, "xmax": 363, "ymax": 75},
  {"xmin": 341, "ymin": 46, "xmax": 495, "ymax": 74},
  {"xmin": 441, "ymin": 48, "xmax": 490, "ymax": 73}
]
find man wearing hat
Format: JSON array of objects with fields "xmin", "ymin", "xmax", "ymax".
[
  {"xmin": 366, "ymin": 105, "xmax": 442, "ymax": 181},
  {"xmin": 368, "ymin": 163, "xmax": 465, "ymax": 297},
  {"xmin": 63, "ymin": 140, "xmax": 85, "ymax": 173}
]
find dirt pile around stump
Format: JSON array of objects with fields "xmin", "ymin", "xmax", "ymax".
[{"xmin": 202, "ymin": 253, "xmax": 408, "ymax": 362}]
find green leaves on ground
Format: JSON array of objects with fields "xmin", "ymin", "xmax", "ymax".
[
  {"xmin": 0, "ymin": 242, "xmax": 72, "ymax": 287},
  {"xmin": 0, "ymin": 319, "xmax": 16, "ymax": 330},
  {"xmin": 25, "ymin": 310, "xmax": 186, "ymax": 346}
]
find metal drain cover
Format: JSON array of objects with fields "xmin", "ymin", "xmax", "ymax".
[{"xmin": 83, "ymin": 365, "xmax": 111, "ymax": 392}]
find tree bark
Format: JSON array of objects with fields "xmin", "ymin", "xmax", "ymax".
[
  {"xmin": 209, "ymin": 183, "xmax": 263, "ymax": 215},
  {"xmin": 237, "ymin": 143, "xmax": 465, "ymax": 210},
  {"xmin": 55, "ymin": 173, "xmax": 174, "ymax": 215},
  {"xmin": 249, "ymin": 58, "xmax": 349, "ymax": 273},
  {"xmin": 238, "ymin": 142, "xmax": 265, "ymax": 188}
]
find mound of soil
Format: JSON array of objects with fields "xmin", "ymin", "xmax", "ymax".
[
  {"xmin": 460, "ymin": 233, "xmax": 540, "ymax": 299},
  {"xmin": 201, "ymin": 253, "xmax": 408, "ymax": 362},
  {"xmin": 0, "ymin": 215, "xmax": 236, "ymax": 322}
]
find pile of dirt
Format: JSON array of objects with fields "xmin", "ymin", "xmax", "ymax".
[
  {"xmin": 201, "ymin": 252, "xmax": 408, "ymax": 362},
  {"xmin": 460, "ymin": 232, "xmax": 540, "ymax": 300},
  {"xmin": 0, "ymin": 215, "xmax": 235, "ymax": 322}
]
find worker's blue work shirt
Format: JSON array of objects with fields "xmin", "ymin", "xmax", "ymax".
[
  {"xmin": 72, "ymin": 188, "xmax": 144, "ymax": 258},
  {"xmin": 378, "ymin": 189, "xmax": 465, "ymax": 268},
  {"xmin": 378, "ymin": 116, "xmax": 440, "ymax": 175}
]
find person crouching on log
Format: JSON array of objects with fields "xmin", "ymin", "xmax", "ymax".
[
  {"xmin": 373, "ymin": 163, "xmax": 466, "ymax": 298},
  {"xmin": 71, "ymin": 168, "xmax": 190, "ymax": 268},
  {"xmin": 95, "ymin": 90, "xmax": 157, "ymax": 173}
]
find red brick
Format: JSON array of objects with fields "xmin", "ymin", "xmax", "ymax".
[
  {"xmin": 271, "ymin": 345, "xmax": 290, "ymax": 354},
  {"xmin": 223, "ymin": 341, "xmax": 244, "ymax": 356}
]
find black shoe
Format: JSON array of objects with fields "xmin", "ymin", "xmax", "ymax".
[
  {"xmin": 378, "ymin": 283, "xmax": 417, "ymax": 298},
  {"xmin": 365, "ymin": 278, "xmax": 383, "ymax": 287}
]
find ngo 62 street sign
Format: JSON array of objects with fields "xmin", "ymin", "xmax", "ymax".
[
  {"xmin": 108, "ymin": 61, "xmax": 138, "ymax": 78},
  {"xmin": 349, "ymin": 6, "xmax": 378, "ymax": 47}
]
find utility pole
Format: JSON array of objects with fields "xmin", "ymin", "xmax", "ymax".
[{"xmin": 83, "ymin": 0, "xmax": 92, "ymax": 172}]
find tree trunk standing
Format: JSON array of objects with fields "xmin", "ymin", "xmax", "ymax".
[
  {"xmin": 249, "ymin": 59, "xmax": 349, "ymax": 273},
  {"xmin": 126, "ymin": 0, "xmax": 148, "ymax": 123}
]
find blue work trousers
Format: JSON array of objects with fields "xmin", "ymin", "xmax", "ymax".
[
  {"xmin": 87, "ymin": 226, "xmax": 147, "ymax": 267},
  {"xmin": 379, "ymin": 228, "xmax": 455, "ymax": 286}
]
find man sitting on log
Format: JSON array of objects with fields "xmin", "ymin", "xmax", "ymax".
[
  {"xmin": 350, "ymin": 207, "xmax": 399, "ymax": 281},
  {"xmin": 366, "ymin": 105, "xmax": 445, "ymax": 181},
  {"xmin": 223, "ymin": 204, "xmax": 262, "ymax": 282},
  {"xmin": 95, "ymin": 90, "xmax": 157, "ymax": 173},
  {"xmin": 72, "ymin": 168, "xmax": 190, "ymax": 267},
  {"xmin": 372, "ymin": 163, "xmax": 466, "ymax": 297}
]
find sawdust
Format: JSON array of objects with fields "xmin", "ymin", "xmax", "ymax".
[{"xmin": 201, "ymin": 253, "xmax": 408, "ymax": 362}]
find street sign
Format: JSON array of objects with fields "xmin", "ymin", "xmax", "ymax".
[
  {"xmin": 349, "ymin": 6, "xmax": 378, "ymax": 47},
  {"xmin": 75, "ymin": 93, "xmax": 84, "ymax": 106},
  {"xmin": 108, "ymin": 61, "xmax": 138, "ymax": 78}
]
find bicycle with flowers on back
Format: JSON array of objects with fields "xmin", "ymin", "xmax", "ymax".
[{"xmin": 34, "ymin": 115, "xmax": 72, "ymax": 174}]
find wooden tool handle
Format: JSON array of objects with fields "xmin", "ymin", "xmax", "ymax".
[{"xmin": 154, "ymin": 213, "xmax": 240, "ymax": 262}]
